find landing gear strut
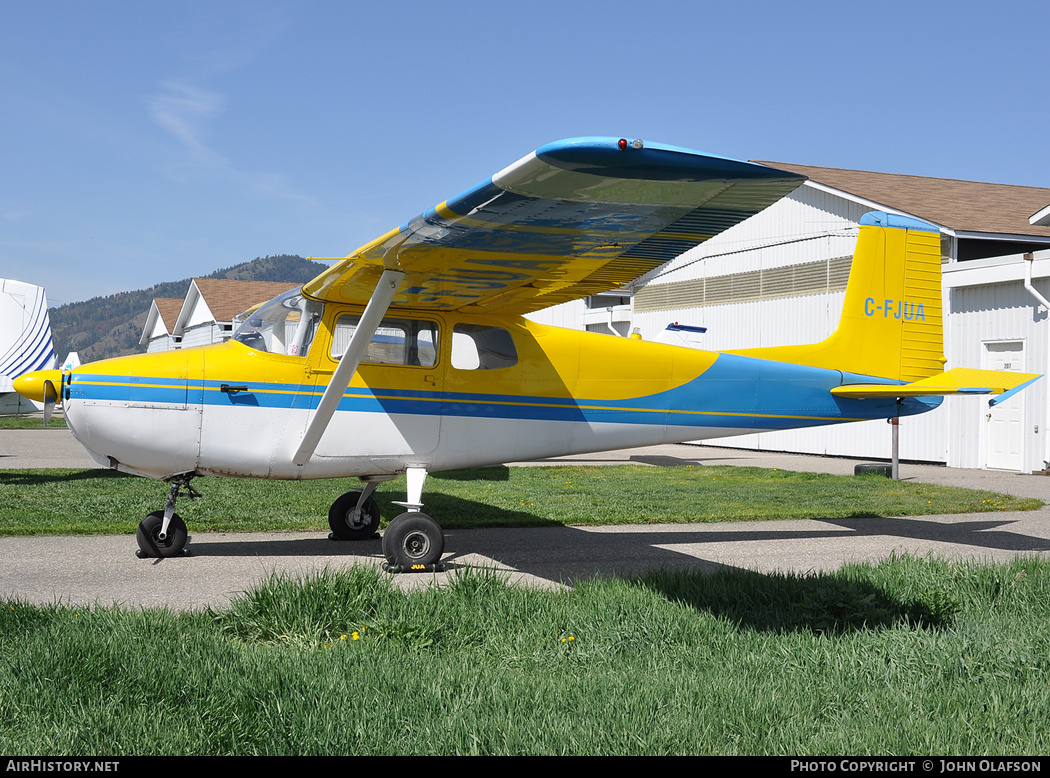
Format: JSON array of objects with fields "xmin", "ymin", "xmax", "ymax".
[
  {"xmin": 328, "ymin": 484, "xmax": 382, "ymax": 540},
  {"xmin": 327, "ymin": 474, "xmax": 395, "ymax": 541},
  {"xmin": 136, "ymin": 475, "xmax": 198, "ymax": 558}
]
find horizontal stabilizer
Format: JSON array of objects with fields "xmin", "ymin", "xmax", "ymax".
[{"xmin": 831, "ymin": 368, "xmax": 1041, "ymax": 405}]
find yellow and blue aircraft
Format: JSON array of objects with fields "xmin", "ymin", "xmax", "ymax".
[{"xmin": 14, "ymin": 137, "xmax": 1041, "ymax": 569}]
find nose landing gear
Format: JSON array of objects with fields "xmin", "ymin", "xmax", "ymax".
[
  {"xmin": 136, "ymin": 475, "xmax": 199, "ymax": 558},
  {"xmin": 136, "ymin": 511, "xmax": 188, "ymax": 558}
]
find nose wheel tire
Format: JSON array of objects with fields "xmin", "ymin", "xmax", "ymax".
[
  {"xmin": 382, "ymin": 512, "xmax": 444, "ymax": 572},
  {"xmin": 328, "ymin": 491, "xmax": 382, "ymax": 540},
  {"xmin": 136, "ymin": 511, "xmax": 188, "ymax": 558}
]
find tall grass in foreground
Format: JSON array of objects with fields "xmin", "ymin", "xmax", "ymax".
[{"xmin": 2, "ymin": 556, "xmax": 1049, "ymax": 755}]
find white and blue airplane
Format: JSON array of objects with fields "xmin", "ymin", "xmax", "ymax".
[{"xmin": 14, "ymin": 138, "xmax": 1040, "ymax": 570}]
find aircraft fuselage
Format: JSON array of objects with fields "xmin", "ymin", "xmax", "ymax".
[{"xmin": 60, "ymin": 306, "xmax": 937, "ymax": 481}]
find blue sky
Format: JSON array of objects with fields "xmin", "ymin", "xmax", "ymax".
[{"xmin": 2, "ymin": 0, "xmax": 1048, "ymax": 306}]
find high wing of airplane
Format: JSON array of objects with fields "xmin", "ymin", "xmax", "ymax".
[{"xmin": 14, "ymin": 138, "xmax": 1041, "ymax": 571}]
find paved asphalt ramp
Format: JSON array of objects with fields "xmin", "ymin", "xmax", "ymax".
[{"xmin": 2, "ymin": 427, "xmax": 1050, "ymax": 610}]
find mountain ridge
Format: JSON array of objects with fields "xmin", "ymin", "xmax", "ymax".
[{"xmin": 49, "ymin": 254, "xmax": 327, "ymax": 363}]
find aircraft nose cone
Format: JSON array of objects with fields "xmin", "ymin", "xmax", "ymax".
[{"xmin": 13, "ymin": 370, "xmax": 62, "ymax": 402}]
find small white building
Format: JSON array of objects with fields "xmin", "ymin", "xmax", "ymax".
[
  {"xmin": 140, "ymin": 279, "xmax": 298, "ymax": 352},
  {"xmin": 140, "ymin": 298, "xmax": 184, "ymax": 353},
  {"xmin": 530, "ymin": 162, "xmax": 1050, "ymax": 472}
]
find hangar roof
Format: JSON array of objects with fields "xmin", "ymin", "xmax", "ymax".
[
  {"xmin": 139, "ymin": 298, "xmax": 184, "ymax": 346},
  {"xmin": 753, "ymin": 161, "xmax": 1050, "ymax": 240},
  {"xmin": 184, "ymin": 279, "xmax": 299, "ymax": 324},
  {"xmin": 152, "ymin": 298, "xmax": 184, "ymax": 332}
]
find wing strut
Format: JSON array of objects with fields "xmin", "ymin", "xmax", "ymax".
[{"xmin": 293, "ymin": 269, "xmax": 405, "ymax": 466}]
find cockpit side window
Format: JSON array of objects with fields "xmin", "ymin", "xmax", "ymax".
[
  {"xmin": 233, "ymin": 288, "xmax": 323, "ymax": 357},
  {"xmin": 330, "ymin": 315, "xmax": 438, "ymax": 367},
  {"xmin": 451, "ymin": 324, "xmax": 517, "ymax": 370}
]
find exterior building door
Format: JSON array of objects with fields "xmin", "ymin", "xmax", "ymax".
[{"xmin": 984, "ymin": 341, "xmax": 1025, "ymax": 471}]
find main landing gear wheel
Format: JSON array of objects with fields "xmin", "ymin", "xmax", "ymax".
[
  {"xmin": 136, "ymin": 511, "xmax": 188, "ymax": 558},
  {"xmin": 381, "ymin": 512, "xmax": 445, "ymax": 572},
  {"xmin": 328, "ymin": 490, "xmax": 381, "ymax": 541}
]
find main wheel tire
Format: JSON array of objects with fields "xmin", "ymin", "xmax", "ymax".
[
  {"xmin": 382, "ymin": 512, "xmax": 444, "ymax": 569},
  {"xmin": 136, "ymin": 511, "xmax": 188, "ymax": 558},
  {"xmin": 328, "ymin": 491, "xmax": 381, "ymax": 540}
]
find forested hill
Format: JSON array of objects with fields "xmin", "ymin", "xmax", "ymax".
[{"xmin": 50, "ymin": 254, "xmax": 327, "ymax": 364}]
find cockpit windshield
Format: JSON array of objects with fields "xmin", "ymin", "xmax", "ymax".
[{"xmin": 232, "ymin": 287, "xmax": 323, "ymax": 357}]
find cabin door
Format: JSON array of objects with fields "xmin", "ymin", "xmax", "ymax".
[{"xmin": 309, "ymin": 312, "xmax": 443, "ymax": 462}]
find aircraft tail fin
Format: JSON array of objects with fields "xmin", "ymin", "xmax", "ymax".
[
  {"xmin": 0, "ymin": 279, "xmax": 57, "ymax": 414},
  {"xmin": 728, "ymin": 212, "xmax": 945, "ymax": 382}
]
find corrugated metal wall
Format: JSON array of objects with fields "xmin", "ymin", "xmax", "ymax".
[
  {"xmin": 528, "ymin": 186, "xmax": 1050, "ymax": 468},
  {"xmin": 946, "ymin": 275, "xmax": 1050, "ymax": 472},
  {"xmin": 633, "ymin": 189, "xmax": 861, "ymax": 348},
  {"xmin": 630, "ymin": 186, "xmax": 949, "ymax": 462},
  {"xmin": 525, "ymin": 299, "xmax": 584, "ymax": 330}
]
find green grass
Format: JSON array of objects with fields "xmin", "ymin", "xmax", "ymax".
[
  {"xmin": 0, "ymin": 415, "xmax": 65, "ymax": 429},
  {"xmin": 2, "ymin": 556, "xmax": 1049, "ymax": 754},
  {"xmin": 1, "ymin": 465, "xmax": 1046, "ymax": 754},
  {"xmin": 0, "ymin": 465, "xmax": 1040, "ymax": 536}
]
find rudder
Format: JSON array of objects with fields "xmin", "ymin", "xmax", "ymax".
[{"xmin": 728, "ymin": 211, "xmax": 945, "ymax": 382}]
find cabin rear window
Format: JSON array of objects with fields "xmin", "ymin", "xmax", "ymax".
[
  {"xmin": 451, "ymin": 324, "xmax": 517, "ymax": 370},
  {"xmin": 330, "ymin": 315, "xmax": 438, "ymax": 367}
]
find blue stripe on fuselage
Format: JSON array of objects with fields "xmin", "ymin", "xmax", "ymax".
[{"xmin": 67, "ymin": 353, "xmax": 940, "ymax": 431}]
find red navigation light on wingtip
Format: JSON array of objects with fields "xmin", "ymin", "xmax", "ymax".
[{"xmin": 618, "ymin": 138, "xmax": 628, "ymax": 150}]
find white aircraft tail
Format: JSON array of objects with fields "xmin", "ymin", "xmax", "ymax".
[{"xmin": 0, "ymin": 279, "xmax": 57, "ymax": 414}]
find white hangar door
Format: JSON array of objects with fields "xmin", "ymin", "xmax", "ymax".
[{"xmin": 984, "ymin": 341, "xmax": 1025, "ymax": 471}]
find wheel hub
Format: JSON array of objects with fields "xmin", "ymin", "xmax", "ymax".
[
  {"xmin": 403, "ymin": 530, "xmax": 430, "ymax": 559},
  {"xmin": 345, "ymin": 509, "xmax": 369, "ymax": 529}
]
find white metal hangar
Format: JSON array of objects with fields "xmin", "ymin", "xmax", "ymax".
[{"xmin": 528, "ymin": 162, "xmax": 1050, "ymax": 473}]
